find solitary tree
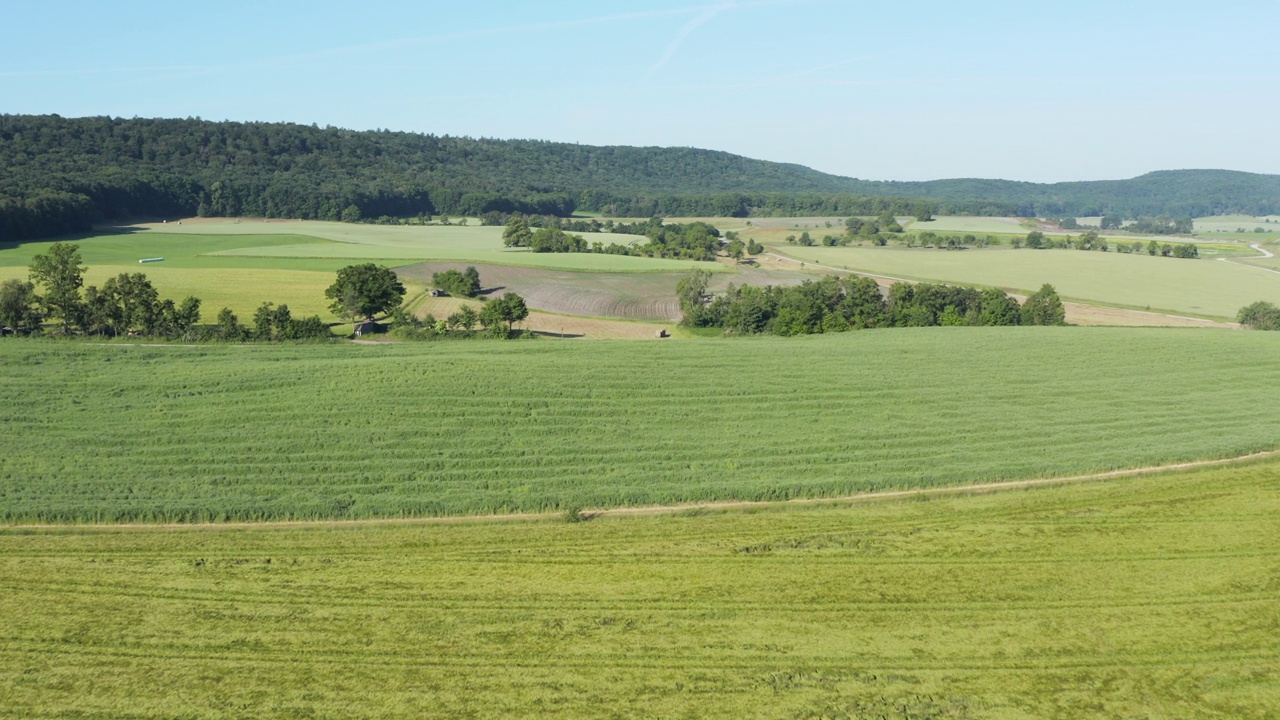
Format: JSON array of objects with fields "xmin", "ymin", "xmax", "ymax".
[
  {"xmin": 326, "ymin": 264, "xmax": 406, "ymax": 322},
  {"xmin": 29, "ymin": 242, "xmax": 85, "ymax": 331}
]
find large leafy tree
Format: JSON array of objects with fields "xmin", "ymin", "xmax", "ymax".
[
  {"xmin": 326, "ymin": 264, "xmax": 406, "ymax": 321},
  {"xmin": 28, "ymin": 242, "xmax": 85, "ymax": 331}
]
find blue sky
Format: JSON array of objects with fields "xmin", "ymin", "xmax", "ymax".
[{"xmin": 3, "ymin": 0, "xmax": 1278, "ymax": 182}]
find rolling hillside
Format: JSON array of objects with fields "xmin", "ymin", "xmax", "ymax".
[{"xmin": 3, "ymin": 114, "xmax": 1279, "ymax": 242}]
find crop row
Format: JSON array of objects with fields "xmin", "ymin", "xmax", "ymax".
[
  {"xmin": 3, "ymin": 327, "xmax": 1280, "ymax": 522},
  {"xmin": 1, "ymin": 462, "xmax": 1277, "ymax": 717}
]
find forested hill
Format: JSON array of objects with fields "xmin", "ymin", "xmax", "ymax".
[
  {"xmin": 2, "ymin": 114, "xmax": 1278, "ymax": 242},
  {"xmin": 852, "ymin": 170, "xmax": 1280, "ymax": 219}
]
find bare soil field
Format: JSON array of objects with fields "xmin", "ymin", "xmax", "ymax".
[
  {"xmin": 398, "ymin": 261, "xmax": 811, "ymax": 322},
  {"xmin": 412, "ymin": 296, "xmax": 670, "ymax": 339}
]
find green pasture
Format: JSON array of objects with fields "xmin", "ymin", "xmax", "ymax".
[
  {"xmin": 902, "ymin": 215, "xmax": 1033, "ymax": 234},
  {"xmin": 0, "ymin": 223, "xmax": 727, "ymax": 321},
  {"xmin": 4, "ymin": 328, "xmax": 1280, "ymax": 523},
  {"xmin": 140, "ymin": 220, "xmax": 723, "ymax": 273},
  {"xmin": 2, "ymin": 461, "xmax": 1277, "ymax": 718},
  {"xmin": 776, "ymin": 244, "xmax": 1280, "ymax": 318},
  {"xmin": 1193, "ymin": 214, "xmax": 1280, "ymax": 233}
]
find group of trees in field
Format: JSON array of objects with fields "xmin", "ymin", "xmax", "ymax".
[
  {"xmin": 1237, "ymin": 301, "xmax": 1280, "ymax": 330},
  {"xmin": 368, "ymin": 264, "xmax": 530, "ymax": 339},
  {"xmin": 677, "ymin": 269, "xmax": 1065, "ymax": 335},
  {"xmin": 502, "ymin": 217, "xmax": 726, "ymax": 261},
  {"xmin": 1016, "ymin": 231, "xmax": 1199, "ymax": 258},
  {"xmin": 0, "ymin": 241, "xmax": 332, "ymax": 340},
  {"xmin": 391, "ymin": 294, "xmax": 530, "ymax": 340},
  {"xmin": 1058, "ymin": 216, "xmax": 1195, "ymax": 235},
  {"xmin": 429, "ymin": 267, "xmax": 482, "ymax": 297}
]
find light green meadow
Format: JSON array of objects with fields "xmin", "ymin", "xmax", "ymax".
[
  {"xmin": 143, "ymin": 220, "xmax": 726, "ymax": 273},
  {"xmin": 1, "ymin": 460, "xmax": 1277, "ymax": 718},
  {"xmin": 776, "ymin": 244, "xmax": 1280, "ymax": 318},
  {"xmin": 4, "ymin": 328, "xmax": 1280, "ymax": 523}
]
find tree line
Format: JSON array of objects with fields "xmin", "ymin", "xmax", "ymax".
[
  {"xmin": 502, "ymin": 217, "xmax": 726, "ymax": 261},
  {"xmin": 1017, "ymin": 231, "xmax": 1200, "ymax": 258},
  {"xmin": 0, "ymin": 242, "xmax": 332, "ymax": 340},
  {"xmin": 678, "ymin": 270, "xmax": 1066, "ymax": 335}
]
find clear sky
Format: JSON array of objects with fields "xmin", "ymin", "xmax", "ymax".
[{"xmin": 3, "ymin": 0, "xmax": 1278, "ymax": 182}]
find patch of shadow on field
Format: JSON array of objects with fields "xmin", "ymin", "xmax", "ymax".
[{"xmin": 399, "ymin": 261, "xmax": 811, "ymax": 322}]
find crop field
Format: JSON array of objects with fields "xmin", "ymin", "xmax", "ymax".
[
  {"xmin": 143, "ymin": 220, "xmax": 721, "ymax": 273},
  {"xmin": 903, "ymin": 215, "xmax": 1033, "ymax": 234},
  {"xmin": 0, "ymin": 223, "xmax": 730, "ymax": 321},
  {"xmin": 410, "ymin": 295, "xmax": 669, "ymax": 339},
  {"xmin": 399, "ymin": 262, "xmax": 685, "ymax": 321},
  {"xmin": 4, "ymin": 328, "xmax": 1280, "ymax": 523},
  {"xmin": 0, "ymin": 232, "xmax": 366, "ymax": 320},
  {"xmin": 776, "ymin": 244, "xmax": 1280, "ymax": 319},
  {"xmin": 398, "ymin": 262, "xmax": 810, "ymax": 321},
  {"xmin": 2, "ymin": 460, "xmax": 1278, "ymax": 718},
  {"xmin": 1194, "ymin": 214, "xmax": 1280, "ymax": 234}
]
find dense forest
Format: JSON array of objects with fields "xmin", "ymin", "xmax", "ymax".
[{"xmin": 3, "ymin": 114, "xmax": 1278, "ymax": 242}]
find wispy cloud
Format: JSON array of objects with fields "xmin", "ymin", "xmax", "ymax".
[
  {"xmin": 0, "ymin": 5, "xmax": 718, "ymax": 82},
  {"xmin": 645, "ymin": 2, "xmax": 734, "ymax": 78}
]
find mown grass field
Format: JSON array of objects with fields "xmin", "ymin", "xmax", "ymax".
[
  {"xmin": 139, "ymin": 219, "xmax": 723, "ymax": 273},
  {"xmin": 2, "ymin": 460, "xmax": 1277, "ymax": 718},
  {"xmin": 776, "ymin": 244, "xmax": 1280, "ymax": 319},
  {"xmin": 0, "ymin": 222, "xmax": 733, "ymax": 321},
  {"xmin": 0, "ymin": 232, "xmax": 367, "ymax": 320},
  {"xmin": 4, "ymin": 328, "xmax": 1280, "ymax": 523}
]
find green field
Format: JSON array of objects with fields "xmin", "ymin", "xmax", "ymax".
[
  {"xmin": 776, "ymin": 244, "xmax": 1280, "ymax": 318},
  {"xmin": 0, "ymin": 222, "xmax": 735, "ymax": 321},
  {"xmin": 129, "ymin": 220, "xmax": 722, "ymax": 272},
  {"xmin": 4, "ymin": 328, "xmax": 1280, "ymax": 523},
  {"xmin": 902, "ymin": 216, "xmax": 1033, "ymax": 234},
  {"xmin": 3, "ymin": 460, "xmax": 1277, "ymax": 718}
]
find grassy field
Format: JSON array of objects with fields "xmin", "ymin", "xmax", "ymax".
[
  {"xmin": 136, "ymin": 220, "xmax": 724, "ymax": 273},
  {"xmin": 775, "ymin": 244, "xmax": 1280, "ymax": 318},
  {"xmin": 1194, "ymin": 214, "xmax": 1280, "ymax": 234},
  {"xmin": 2, "ymin": 460, "xmax": 1277, "ymax": 718},
  {"xmin": 0, "ymin": 222, "xmax": 735, "ymax": 322},
  {"xmin": 903, "ymin": 216, "xmax": 1033, "ymax": 234},
  {"xmin": 4, "ymin": 328, "xmax": 1280, "ymax": 522}
]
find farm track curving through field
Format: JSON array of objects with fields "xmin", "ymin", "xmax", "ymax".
[
  {"xmin": 18, "ymin": 448, "xmax": 1279, "ymax": 531},
  {"xmin": 1218, "ymin": 243, "xmax": 1280, "ymax": 276}
]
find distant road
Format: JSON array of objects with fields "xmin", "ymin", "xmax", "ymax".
[{"xmin": 1217, "ymin": 243, "xmax": 1280, "ymax": 276}]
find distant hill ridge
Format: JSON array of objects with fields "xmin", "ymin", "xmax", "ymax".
[{"xmin": 2, "ymin": 114, "xmax": 1278, "ymax": 242}]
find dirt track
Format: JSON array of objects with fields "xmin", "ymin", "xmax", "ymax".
[{"xmin": 12, "ymin": 449, "xmax": 1277, "ymax": 532}]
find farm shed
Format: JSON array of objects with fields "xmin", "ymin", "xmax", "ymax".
[{"xmin": 354, "ymin": 319, "xmax": 386, "ymax": 337}]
